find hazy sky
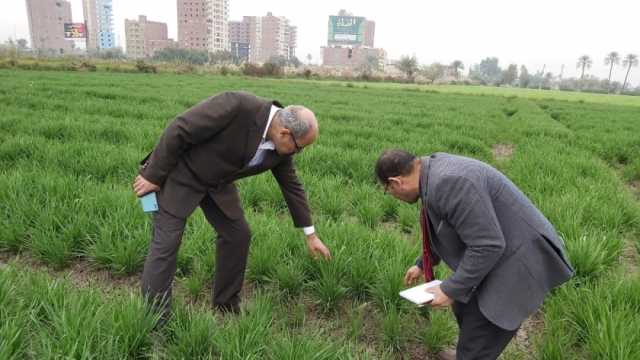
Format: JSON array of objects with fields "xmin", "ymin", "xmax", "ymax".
[{"xmin": 2, "ymin": 0, "xmax": 639, "ymax": 85}]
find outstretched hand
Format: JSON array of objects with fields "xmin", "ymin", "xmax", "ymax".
[
  {"xmin": 306, "ymin": 234, "xmax": 331, "ymax": 260},
  {"xmin": 404, "ymin": 265, "xmax": 424, "ymax": 285}
]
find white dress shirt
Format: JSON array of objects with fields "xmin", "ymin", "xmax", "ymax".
[{"xmin": 247, "ymin": 105, "xmax": 315, "ymax": 236}]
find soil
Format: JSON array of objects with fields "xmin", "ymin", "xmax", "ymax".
[{"xmin": 492, "ymin": 144, "xmax": 515, "ymax": 162}]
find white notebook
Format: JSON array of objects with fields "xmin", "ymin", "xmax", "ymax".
[{"xmin": 399, "ymin": 280, "xmax": 443, "ymax": 305}]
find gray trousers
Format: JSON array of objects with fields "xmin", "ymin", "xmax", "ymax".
[
  {"xmin": 140, "ymin": 194, "xmax": 251, "ymax": 315},
  {"xmin": 452, "ymin": 296, "xmax": 519, "ymax": 360}
]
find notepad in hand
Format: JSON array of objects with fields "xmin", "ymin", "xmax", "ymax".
[
  {"xmin": 139, "ymin": 192, "xmax": 159, "ymax": 213},
  {"xmin": 399, "ymin": 280, "xmax": 443, "ymax": 306}
]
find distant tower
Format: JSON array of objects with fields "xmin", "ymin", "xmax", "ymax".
[
  {"xmin": 82, "ymin": 0, "xmax": 115, "ymax": 51},
  {"xmin": 178, "ymin": 0, "xmax": 229, "ymax": 52},
  {"xmin": 25, "ymin": 0, "xmax": 74, "ymax": 54},
  {"xmin": 209, "ymin": 0, "xmax": 230, "ymax": 52}
]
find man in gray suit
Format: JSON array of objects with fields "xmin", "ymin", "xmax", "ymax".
[{"xmin": 375, "ymin": 150, "xmax": 574, "ymax": 360}]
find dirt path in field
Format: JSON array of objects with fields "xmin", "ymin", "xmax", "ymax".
[
  {"xmin": 0, "ymin": 252, "xmax": 140, "ymax": 296},
  {"xmin": 492, "ymin": 143, "xmax": 515, "ymax": 162},
  {"xmin": 621, "ymin": 239, "xmax": 639, "ymax": 276}
]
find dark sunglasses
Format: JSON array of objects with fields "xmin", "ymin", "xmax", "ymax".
[{"xmin": 289, "ymin": 132, "xmax": 303, "ymax": 153}]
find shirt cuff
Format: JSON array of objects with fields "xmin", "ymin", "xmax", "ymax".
[{"xmin": 302, "ymin": 226, "xmax": 315, "ymax": 236}]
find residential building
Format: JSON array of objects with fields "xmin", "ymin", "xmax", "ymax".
[
  {"xmin": 177, "ymin": 0, "xmax": 228, "ymax": 52},
  {"xmin": 82, "ymin": 0, "xmax": 115, "ymax": 51},
  {"xmin": 125, "ymin": 15, "xmax": 175, "ymax": 58},
  {"xmin": 25, "ymin": 0, "xmax": 74, "ymax": 54},
  {"xmin": 228, "ymin": 12, "xmax": 296, "ymax": 63}
]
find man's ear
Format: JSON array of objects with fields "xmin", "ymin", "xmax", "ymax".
[
  {"xmin": 278, "ymin": 127, "xmax": 291, "ymax": 137},
  {"xmin": 388, "ymin": 176, "xmax": 402, "ymax": 187}
]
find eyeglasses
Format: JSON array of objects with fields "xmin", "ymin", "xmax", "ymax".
[{"xmin": 289, "ymin": 132, "xmax": 303, "ymax": 153}]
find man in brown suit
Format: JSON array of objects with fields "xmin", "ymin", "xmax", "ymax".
[{"xmin": 132, "ymin": 91, "xmax": 331, "ymax": 316}]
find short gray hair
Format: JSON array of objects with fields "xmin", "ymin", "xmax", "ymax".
[{"xmin": 277, "ymin": 105, "xmax": 311, "ymax": 138}]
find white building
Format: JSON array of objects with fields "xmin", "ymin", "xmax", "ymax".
[
  {"xmin": 208, "ymin": 0, "xmax": 229, "ymax": 52},
  {"xmin": 82, "ymin": 0, "xmax": 115, "ymax": 51}
]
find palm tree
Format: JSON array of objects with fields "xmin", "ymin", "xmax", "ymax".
[
  {"xmin": 450, "ymin": 60, "xmax": 464, "ymax": 79},
  {"xmin": 622, "ymin": 54, "xmax": 639, "ymax": 92},
  {"xmin": 576, "ymin": 55, "xmax": 592, "ymax": 91},
  {"xmin": 604, "ymin": 51, "xmax": 620, "ymax": 94}
]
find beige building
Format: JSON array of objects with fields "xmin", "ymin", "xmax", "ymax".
[
  {"xmin": 228, "ymin": 12, "xmax": 297, "ymax": 63},
  {"xmin": 125, "ymin": 15, "xmax": 175, "ymax": 58},
  {"xmin": 177, "ymin": 0, "xmax": 208, "ymax": 51},
  {"xmin": 25, "ymin": 0, "xmax": 74, "ymax": 54},
  {"xmin": 229, "ymin": 19, "xmax": 250, "ymax": 61},
  {"xmin": 177, "ymin": 0, "xmax": 228, "ymax": 52}
]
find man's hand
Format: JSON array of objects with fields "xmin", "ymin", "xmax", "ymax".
[
  {"xmin": 305, "ymin": 233, "xmax": 331, "ymax": 260},
  {"xmin": 404, "ymin": 265, "xmax": 423, "ymax": 285},
  {"xmin": 426, "ymin": 285, "xmax": 454, "ymax": 308},
  {"xmin": 133, "ymin": 175, "xmax": 160, "ymax": 197}
]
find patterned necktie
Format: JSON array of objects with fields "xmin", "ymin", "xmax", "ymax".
[{"xmin": 420, "ymin": 206, "xmax": 435, "ymax": 282}]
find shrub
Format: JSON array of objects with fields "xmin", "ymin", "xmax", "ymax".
[{"xmin": 135, "ymin": 60, "xmax": 157, "ymax": 73}]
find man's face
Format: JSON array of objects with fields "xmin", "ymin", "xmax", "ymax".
[
  {"xmin": 273, "ymin": 119, "xmax": 318, "ymax": 156},
  {"xmin": 273, "ymin": 127, "xmax": 306, "ymax": 155},
  {"xmin": 385, "ymin": 177, "xmax": 420, "ymax": 203}
]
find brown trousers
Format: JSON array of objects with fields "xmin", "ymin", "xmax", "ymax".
[{"xmin": 140, "ymin": 194, "xmax": 251, "ymax": 314}]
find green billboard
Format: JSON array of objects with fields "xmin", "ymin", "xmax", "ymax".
[{"xmin": 328, "ymin": 16, "xmax": 365, "ymax": 45}]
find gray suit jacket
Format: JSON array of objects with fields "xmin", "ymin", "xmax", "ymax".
[{"xmin": 418, "ymin": 153, "xmax": 574, "ymax": 330}]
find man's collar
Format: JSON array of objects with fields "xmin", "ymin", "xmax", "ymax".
[{"xmin": 263, "ymin": 105, "xmax": 281, "ymax": 140}]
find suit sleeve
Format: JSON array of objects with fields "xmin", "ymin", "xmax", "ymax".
[
  {"xmin": 415, "ymin": 251, "xmax": 441, "ymax": 270},
  {"xmin": 436, "ymin": 175, "xmax": 506, "ymax": 303},
  {"xmin": 140, "ymin": 92, "xmax": 240, "ymax": 186},
  {"xmin": 271, "ymin": 156, "xmax": 313, "ymax": 227}
]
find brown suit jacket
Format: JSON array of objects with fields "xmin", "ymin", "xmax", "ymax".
[{"xmin": 139, "ymin": 91, "xmax": 312, "ymax": 226}]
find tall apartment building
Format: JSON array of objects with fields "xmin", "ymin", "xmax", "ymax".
[
  {"xmin": 25, "ymin": 0, "xmax": 74, "ymax": 54},
  {"xmin": 125, "ymin": 15, "xmax": 176, "ymax": 59},
  {"xmin": 229, "ymin": 19, "xmax": 250, "ymax": 61},
  {"xmin": 322, "ymin": 10, "xmax": 384, "ymax": 68},
  {"xmin": 177, "ymin": 0, "xmax": 229, "ymax": 52},
  {"xmin": 209, "ymin": 0, "xmax": 229, "ymax": 52},
  {"xmin": 363, "ymin": 20, "xmax": 375, "ymax": 48},
  {"xmin": 82, "ymin": 0, "xmax": 115, "ymax": 51},
  {"xmin": 228, "ymin": 12, "xmax": 296, "ymax": 63}
]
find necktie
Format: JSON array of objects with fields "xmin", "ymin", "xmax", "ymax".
[{"xmin": 420, "ymin": 206, "xmax": 435, "ymax": 282}]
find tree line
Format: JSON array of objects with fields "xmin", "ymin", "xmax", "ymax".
[{"xmin": 396, "ymin": 53, "xmax": 639, "ymax": 94}]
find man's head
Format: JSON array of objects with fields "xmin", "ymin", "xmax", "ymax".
[
  {"xmin": 269, "ymin": 105, "xmax": 318, "ymax": 155},
  {"xmin": 375, "ymin": 149, "xmax": 421, "ymax": 203}
]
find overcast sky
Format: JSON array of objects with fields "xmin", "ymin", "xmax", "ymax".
[{"xmin": 2, "ymin": 0, "xmax": 639, "ymax": 85}]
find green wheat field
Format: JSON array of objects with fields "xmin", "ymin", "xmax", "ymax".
[{"xmin": 1, "ymin": 69, "xmax": 639, "ymax": 359}]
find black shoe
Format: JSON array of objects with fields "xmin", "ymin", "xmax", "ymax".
[
  {"xmin": 154, "ymin": 314, "xmax": 170, "ymax": 330},
  {"xmin": 214, "ymin": 302, "xmax": 240, "ymax": 315}
]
